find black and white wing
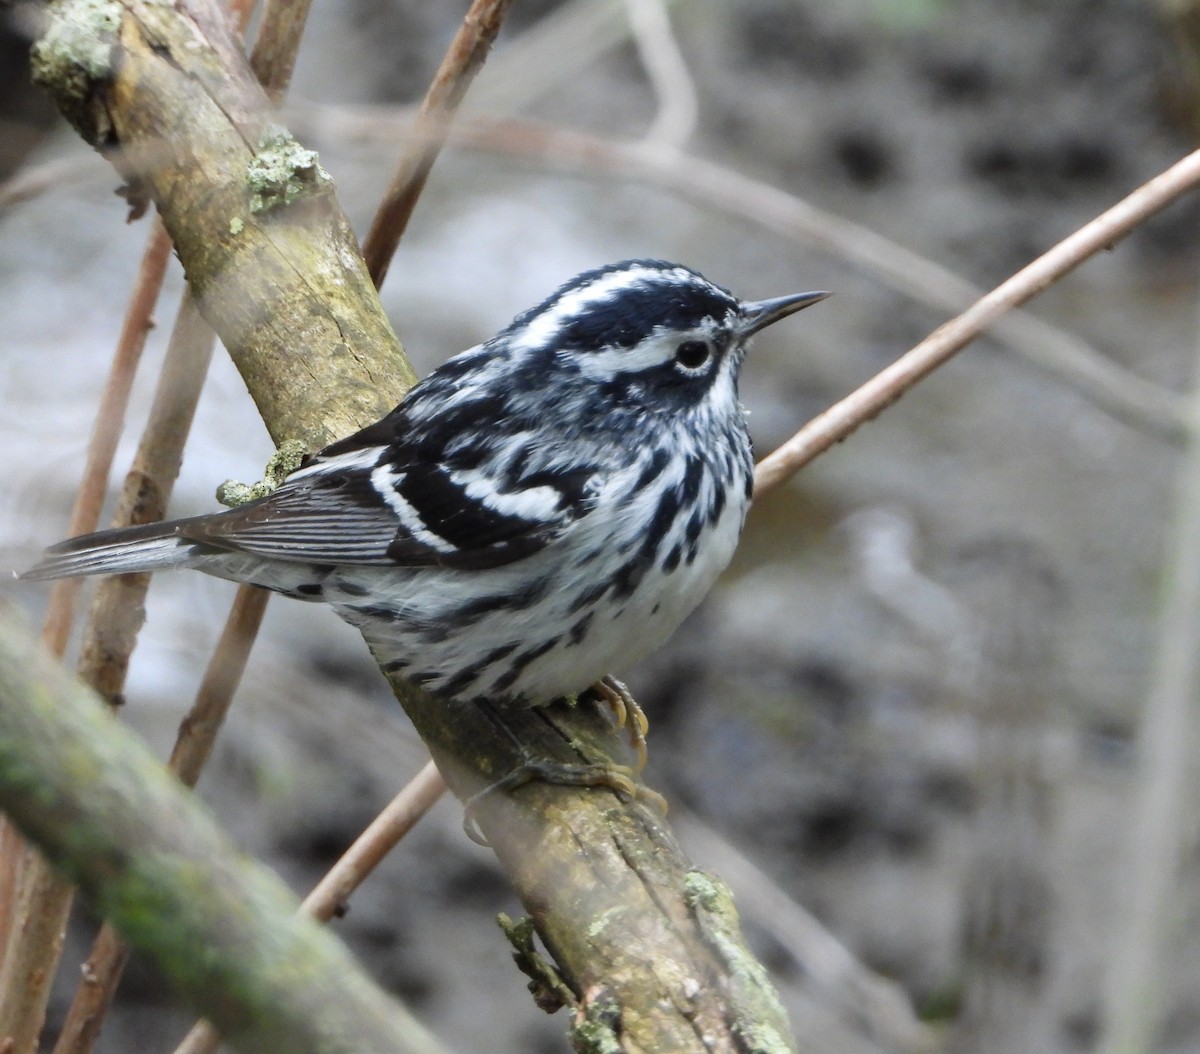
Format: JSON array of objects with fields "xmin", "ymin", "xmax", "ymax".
[{"xmin": 177, "ymin": 402, "xmax": 600, "ymax": 571}]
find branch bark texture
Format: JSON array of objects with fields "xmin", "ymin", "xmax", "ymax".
[
  {"xmin": 34, "ymin": 0, "xmax": 415, "ymax": 449},
  {"xmin": 24, "ymin": 1, "xmax": 795, "ymax": 1050}
]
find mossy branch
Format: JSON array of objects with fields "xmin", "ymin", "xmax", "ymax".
[
  {"xmin": 24, "ymin": 1, "xmax": 797, "ymax": 1050},
  {"xmin": 0, "ymin": 601, "xmax": 447, "ymax": 1054}
]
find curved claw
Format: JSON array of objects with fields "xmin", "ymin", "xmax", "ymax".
[{"xmin": 593, "ymin": 676, "xmax": 650, "ymax": 773}]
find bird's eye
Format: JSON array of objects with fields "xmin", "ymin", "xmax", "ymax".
[{"xmin": 674, "ymin": 340, "xmax": 711, "ymax": 371}]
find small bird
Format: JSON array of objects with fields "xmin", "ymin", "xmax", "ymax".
[{"xmin": 24, "ymin": 260, "xmax": 826, "ymax": 714}]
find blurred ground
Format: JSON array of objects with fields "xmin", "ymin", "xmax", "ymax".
[{"xmin": 3, "ymin": 1, "xmax": 1200, "ymax": 1052}]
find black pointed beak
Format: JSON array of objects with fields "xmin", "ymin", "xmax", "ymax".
[{"xmin": 738, "ymin": 290, "xmax": 830, "ymax": 338}]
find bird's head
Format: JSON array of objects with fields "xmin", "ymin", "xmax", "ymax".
[{"xmin": 498, "ymin": 259, "xmax": 828, "ymax": 420}]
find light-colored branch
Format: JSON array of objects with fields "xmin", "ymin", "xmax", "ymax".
[
  {"xmin": 624, "ymin": 0, "xmax": 697, "ymax": 153},
  {"xmin": 361, "ymin": 0, "xmax": 516, "ymax": 287},
  {"xmin": 169, "ymin": 586, "xmax": 271, "ymax": 784},
  {"xmin": 79, "ymin": 293, "xmax": 217, "ymax": 698},
  {"xmin": 48, "ymin": 925, "xmax": 131, "ymax": 1054},
  {"xmin": 299, "ymin": 760, "xmax": 447, "ymax": 921},
  {"xmin": 751, "ymin": 146, "xmax": 1200, "ymax": 493}
]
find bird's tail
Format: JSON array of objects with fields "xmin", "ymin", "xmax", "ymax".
[{"xmin": 20, "ymin": 521, "xmax": 199, "ymax": 581}]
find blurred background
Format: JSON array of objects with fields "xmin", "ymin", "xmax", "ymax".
[{"xmin": 4, "ymin": 0, "xmax": 1200, "ymax": 1051}]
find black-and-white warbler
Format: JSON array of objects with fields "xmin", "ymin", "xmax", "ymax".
[{"xmin": 24, "ymin": 260, "xmax": 826, "ymax": 712}]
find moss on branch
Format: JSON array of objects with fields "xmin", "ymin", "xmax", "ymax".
[{"xmin": 0, "ymin": 602, "xmax": 447, "ymax": 1054}]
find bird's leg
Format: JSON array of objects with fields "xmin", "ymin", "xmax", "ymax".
[
  {"xmin": 461, "ymin": 698, "xmax": 661, "ymax": 846},
  {"xmin": 588, "ymin": 676, "xmax": 649, "ymax": 773}
]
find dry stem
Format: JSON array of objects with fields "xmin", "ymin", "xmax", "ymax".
[
  {"xmin": 361, "ymin": 0, "xmax": 516, "ymax": 287},
  {"xmin": 0, "ymin": 217, "xmax": 170, "ymax": 993},
  {"xmin": 752, "ymin": 146, "xmax": 1200, "ymax": 494}
]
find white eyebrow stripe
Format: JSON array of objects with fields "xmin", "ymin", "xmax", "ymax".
[
  {"xmin": 571, "ymin": 334, "xmax": 675, "ymax": 378},
  {"xmin": 570, "ymin": 314, "xmax": 732, "ymax": 380}
]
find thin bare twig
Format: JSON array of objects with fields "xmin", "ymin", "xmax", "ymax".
[
  {"xmin": 48, "ymin": 927, "xmax": 131, "ymax": 1054},
  {"xmin": 624, "ymin": 0, "xmax": 697, "ymax": 153},
  {"xmin": 301, "ymin": 761, "xmax": 447, "ymax": 920},
  {"xmin": 168, "ymin": 585, "xmax": 271, "ymax": 784},
  {"xmin": 40, "ymin": 220, "xmax": 174, "ymax": 657},
  {"xmin": 361, "ymin": 0, "xmax": 517, "ymax": 287},
  {"xmin": 172, "ymin": 761, "xmax": 447, "ymax": 1054},
  {"xmin": 0, "ymin": 218, "xmax": 172, "ymax": 987},
  {"xmin": 247, "ymin": 0, "xmax": 313, "ymax": 101},
  {"xmin": 752, "ymin": 146, "xmax": 1200, "ymax": 495}
]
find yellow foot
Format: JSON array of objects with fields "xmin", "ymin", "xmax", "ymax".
[{"xmin": 591, "ymin": 676, "xmax": 649, "ymax": 772}]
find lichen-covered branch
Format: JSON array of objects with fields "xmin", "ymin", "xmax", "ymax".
[
  {"xmin": 25, "ymin": 1, "xmax": 798, "ymax": 1050},
  {"xmin": 33, "ymin": 0, "xmax": 415, "ymax": 450}
]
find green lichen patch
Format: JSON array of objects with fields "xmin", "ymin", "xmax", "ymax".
[
  {"xmin": 247, "ymin": 126, "xmax": 333, "ymax": 214},
  {"xmin": 216, "ymin": 439, "xmax": 307, "ymax": 507},
  {"xmin": 30, "ymin": 0, "xmax": 122, "ymax": 140}
]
